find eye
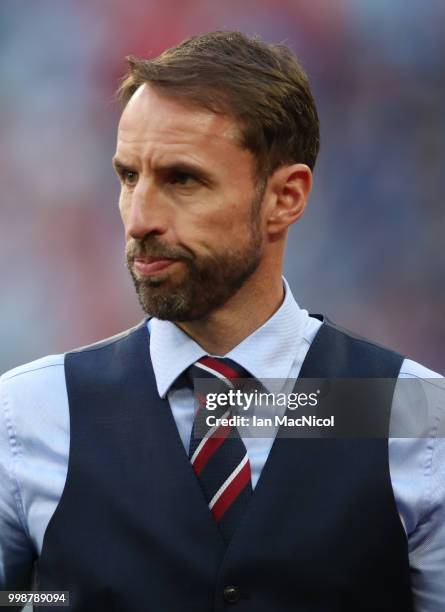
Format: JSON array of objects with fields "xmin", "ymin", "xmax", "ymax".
[
  {"xmin": 170, "ymin": 170, "xmax": 196, "ymax": 186},
  {"xmin": 122, "ymin": 170, "xmax": 138, "ymax": 185}
]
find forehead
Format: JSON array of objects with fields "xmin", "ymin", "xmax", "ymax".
[{"xmin": 116, "ymin": 84, "xmax": 245, "ymax": 164}]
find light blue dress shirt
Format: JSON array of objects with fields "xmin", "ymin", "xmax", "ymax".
[{"xmin": 1, "ymin": 279, "xmax": 444, "ymax": 611}]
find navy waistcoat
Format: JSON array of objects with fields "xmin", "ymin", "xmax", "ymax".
[{"xmin": 37, "ymin": 316, "xmax": 414, "ymax": 611}]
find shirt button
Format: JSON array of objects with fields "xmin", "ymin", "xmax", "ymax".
[{"xmin": 223, "ymin": 585, "xmax": 240, "ymax": 603}]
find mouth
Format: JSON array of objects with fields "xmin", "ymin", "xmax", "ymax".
[{"xmin": 132, "ymin": 257, "xmax": 178, "ymax": 276}]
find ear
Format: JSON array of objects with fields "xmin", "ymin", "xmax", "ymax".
[{"xmin": 264, "ymin": 164, "xmax": 312, "ymax": 235}]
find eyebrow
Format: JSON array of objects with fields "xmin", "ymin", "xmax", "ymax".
[
  {"xmin": 112, "ymin": 156, "xmax": 214, "ymax": 185},
  {"xmin": 112, "ymin": 157, "xmax": 136, "ymax": 174}
]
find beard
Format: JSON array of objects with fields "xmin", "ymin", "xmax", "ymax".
[{"xmin": 125, "ymin": 192, "xmax": 265, "ymax": 322}]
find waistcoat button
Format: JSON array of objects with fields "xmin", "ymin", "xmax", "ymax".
[{"xmin": 223, "ymin": 586, "xmax": 240, "ymax": 603}]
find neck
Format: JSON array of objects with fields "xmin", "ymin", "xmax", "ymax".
[{"xmin": 175, "ymin": 273, "xmax": 284, "ymax": 355}]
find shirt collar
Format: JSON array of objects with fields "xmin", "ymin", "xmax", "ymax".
[{"xmin": 149, "ymin": 277, "xmax": 309, "ymax": 398}]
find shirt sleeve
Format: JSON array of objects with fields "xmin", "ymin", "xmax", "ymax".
[
  {"xmin": 409, "ymin": 433, "xmax": 445, "ymax": 610},
  {"xmin": 393, "ymin": 359, "xmax": 445, "ymax": 611},
  {"xmin": 0, "ymin": 372, "xmax": 35, "ymax": 590}
]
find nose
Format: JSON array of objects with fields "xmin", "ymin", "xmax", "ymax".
[{"xmin": 123, "ymin": 179, "xmax": 169, "ymax": 240}]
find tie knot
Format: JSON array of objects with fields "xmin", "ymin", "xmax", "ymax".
[{"xmin": 186, "ymin": 355, "xmax": 249, "ymax": 388}]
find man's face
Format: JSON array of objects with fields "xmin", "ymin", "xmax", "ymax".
[{"xmin": 114, "ymin": 84, "xmax": 266, "ymax": 321}]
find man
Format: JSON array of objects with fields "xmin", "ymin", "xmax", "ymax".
[{"xmin": 0, "ymin": 31, "xmax": 443, "ymax": 611}]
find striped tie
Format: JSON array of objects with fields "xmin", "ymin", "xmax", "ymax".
[{"xmin": 186, "ymin": 356, "xmax": 253, "ymax": 542}]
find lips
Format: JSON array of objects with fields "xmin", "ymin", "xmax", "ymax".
[
  {"xmin": 134, "ymin": 256, "xmax": 172, "ymax": 264},
  {"xmin": 133, "ymin": 257, "xmax": 177, "ymax": 276}
]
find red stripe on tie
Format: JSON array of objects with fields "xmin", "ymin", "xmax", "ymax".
[
  {"xmin": 199, "ymin": 356, "xmax": 242, "ymax": 380},
  {"xmin": 211, "ymin": 460, "xmax": 251, "ymax": 522},
  {"xmin": 192, "ymin": 424, "xmax": 231, "ymax": 475},
  {"xmin": 196, "ymin": 392, "xmax": 206, "ymax": 413}
]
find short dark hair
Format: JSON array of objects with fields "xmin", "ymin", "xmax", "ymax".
[{"xmin": 116, "ymin": 31, "xmax": 320, "ymax": 179}]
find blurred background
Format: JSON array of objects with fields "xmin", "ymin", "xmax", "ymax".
[{"xmin": 1, "ymin": 0, "xmax": 444, "ymax": 375}]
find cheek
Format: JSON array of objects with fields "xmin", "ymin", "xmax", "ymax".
[
  {"xmin": 118, "ymin": 192, "xmax": 129, "ymax": 222},
  {"xmin": 214, "ymin": 200, "xmax": 251, "ymax": 235},
  {"xmin": 190, "ymin": 209, "xmax": 251, "ymax": 256},
  {"xmin": 118, "ymin": 197, "xmax": 138, "ymax": 244}
]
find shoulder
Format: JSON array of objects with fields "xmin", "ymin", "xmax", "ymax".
[
  {"xmin": 66, "ymin": 319, "xmax": 148, "ymax": 356},
  {"xmin": 399, "ymin": 358, "xmax": 443, "ymax": 379},
  {"xmin": 1, "ymin": 353, "xmax": 66, "ymax": 395},
  {"xmin": 0, "ymin": 355, "xmax": 68, "ymax": 489},
  {"xmin": 0, "ymin": 354, "xmax": 66, "ymax": 412},
  {"xmin": 304, "ymin": 316, "xmax": 404, "ymax": 378},
  {"xmin": 391, "ymin": 358, "xmax": 443, "ymax": 438},
  {"xmin": 322, "ymin": 317, "xmax": 444, "ymax": 378},
  {"xmin": 306, "ymin": 315, "xmax": 402, "ymax": 357},
  {"xmin": 0, "ymin": 320, "xmax": 149, "ymax": 400}
]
